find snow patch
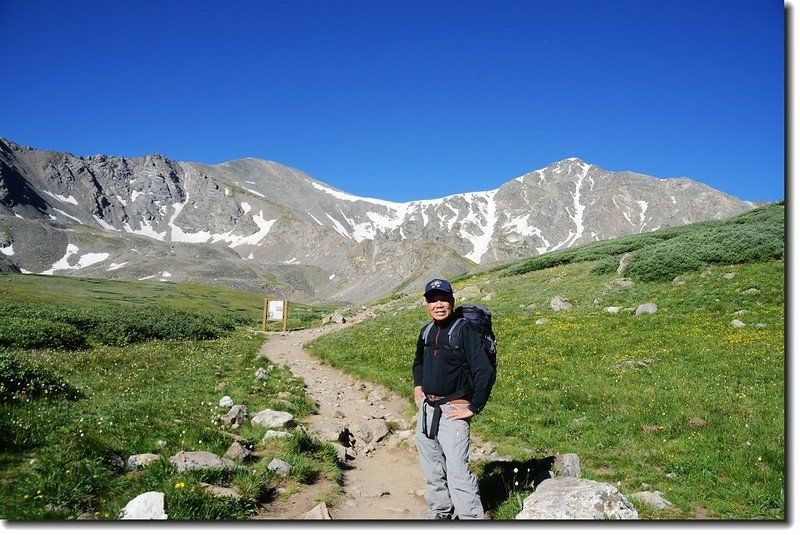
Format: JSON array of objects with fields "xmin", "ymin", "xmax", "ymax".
[
  {"xmin": 308, "ymin": 213, "xmax": 324, "ymax": 226},
  {"xmin": 42, "ymin": 190, "xmax": 78, "ymax": 205},
  {"xmin": 93, "ymin": 215, "xmax": 118, "ymax": 231},
  {"xmin": 41, "ymin": 244, "xmax": 110, "ymax": 274},
  {"xmin": 310, "ymin": 181, "xmax": 405, "ymax": 209},
  {"xmin": 52, "ymin": 208, "xmax": 83, "ymax": 224},
  {"xmin": 324, "ymin": 213, "xmax": 352, "ymax": 239},
  {"xmin": 502, "ymin": 215, "xmax": 537, "ymax": 238},
  {"xmin": 209, "ymin": 211, "xmax": 276, "ymax": 247},
  {"xmin": 459, "ymin": 190, "xmax": 498, "ymax": 263},
  {"xmin": 124, "ymin": 220, "xmax": 167, "ymax": 241},
  {"xmin": 107, "ymin": 262, "xmax": 127, "ymax": 271},
  {"xmin": 243, "ymin": 188, "xmax": 265, "ymax": 198},
  {"xmin": 637, "ymin": 200, "xmax": 649, "ymax": 230},
  {"xmin": 0, "ymin": 243, "xmax": 13, "ymax": 256},
  {"xmin": 552, "ymin": 162, "xmax": 589, "ymax": 250}
]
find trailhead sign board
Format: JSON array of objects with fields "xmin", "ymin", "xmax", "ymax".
[{"xmin": 263, "ymin": 299, "xmax": 288, "ymax": 331}]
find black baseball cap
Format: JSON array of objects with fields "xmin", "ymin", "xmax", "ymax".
[{"xmin": 424, "ymin": 278, "xmax": 453, "ymax": 298}]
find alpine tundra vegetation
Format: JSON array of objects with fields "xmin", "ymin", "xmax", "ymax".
[{"xmin": 0, "ymin": 202, "xmax": 784, "ymax": 520}]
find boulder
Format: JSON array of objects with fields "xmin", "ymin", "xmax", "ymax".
[
  {"xmin": 221, "ymin": 404, "xmax": 247, "ymax": 427},
  {"xmin": 119, "ymin": 491, "xmax": 168, "ymax": 520},
  {"xmin": 635, "ymin": 303, "xmax": 658, "ymax": 316},
  {"xmin": 355, "ymin": 419, "xmax": 390, "ymax": 444},
  {"xmin": 251, "ymin": 408, "xmax": 294, "ymax": 429},
  {"xmin": 268, "ymin": 458, "xmax": 292, "ymax": 477},
  {"xmin": 224, "ymin": 441, "xmax": 254, "ymax": 462},
  {"xmin": 550, "ymin": 295, "xmax": 573, "ymax": 312},
  {"xmin": 516, "ymin": 477, "xmax": 638, "ymax": 520},
  {"xmin": 304, "ymin": 502, "xmax": 332, "ymax": 519},
  {"xmin": 168, "ymin": 451, "xmax": 236, "ymax": 473},
  {"xmin": 630, "ymin": 490, "xmax": 675, "ymax": 511},
  {"xmin": 127, "ymin": 453, "xmax": 160, "ymax": 469}
]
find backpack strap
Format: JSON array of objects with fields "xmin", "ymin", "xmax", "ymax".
[
  {"xmin": 446, "ymin": 317, "xmax": 467, "ymax": 350},
  {"xmin": 421, "ymin": 321, "xmax": 434, "ymax": 345},
  {"xmin": 422, "ymin": 317, "xmax": 466, "ymax": 350}
]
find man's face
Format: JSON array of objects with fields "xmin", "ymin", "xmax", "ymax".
[{"xmin": 425, "ymin": 291, "xmax": 453, "ymax": 322}]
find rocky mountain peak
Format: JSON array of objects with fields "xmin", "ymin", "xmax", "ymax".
[{"xmin": 0, "ymin": 138, "xmax": 754, "ymax": 304}]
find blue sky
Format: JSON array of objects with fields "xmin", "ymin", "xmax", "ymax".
[{"xmin": 0, "ymin": 0, "xmax": 786, "ymax": 203}]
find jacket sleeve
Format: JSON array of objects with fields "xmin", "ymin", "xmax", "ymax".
[
  {"xmin": 461, "ymin": 324, "xmax": 495, "ymax": 414},
  {"xmin": 412, "ymin": 325, "xmax": 426, "ymax": 387}
]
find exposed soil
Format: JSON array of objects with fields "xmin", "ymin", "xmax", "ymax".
[{"xmin": 252, "ymin": 309, "xmax": 430, "ymax": 520}]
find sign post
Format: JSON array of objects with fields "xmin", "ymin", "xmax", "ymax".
[{"xmin": 263, "ymin": 298, "xmax": 289, "ymax": 332}]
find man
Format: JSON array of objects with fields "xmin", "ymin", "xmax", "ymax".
[{"xmin": 412, "ymin": 278, "xmax": 495, "ymax": 520}]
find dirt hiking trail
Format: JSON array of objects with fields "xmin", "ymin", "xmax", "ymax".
[{"xmin": 253, "ymin": 308, "xmax": 430, "ymax": 520}]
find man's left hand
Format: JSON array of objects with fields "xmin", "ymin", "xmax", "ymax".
[{"xmin": 445, "ymin": 405, "xmax": 475, "ymax": 420}]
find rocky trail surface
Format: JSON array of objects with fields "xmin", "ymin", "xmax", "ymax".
[{"xmin": 252, "ymin": 309, "xmax": 431, "ymax": 520}]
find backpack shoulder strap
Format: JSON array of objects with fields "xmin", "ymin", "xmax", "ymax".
[
  {"xmin": 421, "ymin": 321, "xmax": 434, "ymax": 344},
  {"xmin": 447, "ymin": 317, "xmax": 468, "ymax": 349}
]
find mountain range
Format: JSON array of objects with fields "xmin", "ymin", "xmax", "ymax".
[{"xmin": 0, "ymin": 137, "xmax": 755, "ymax": 304}]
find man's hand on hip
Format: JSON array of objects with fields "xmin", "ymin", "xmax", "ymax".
[{"xmin": 445, "ymin": 405, "xmax": 475, "ymax": 420}]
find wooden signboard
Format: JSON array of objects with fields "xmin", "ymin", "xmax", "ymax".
[{"xmin": 263, "ymin": 298, "xmax": 288, "ymax": 331}]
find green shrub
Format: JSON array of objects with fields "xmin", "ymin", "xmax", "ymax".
[
  {"xmin": 0, "ymin": 317, "xmax": 87, "ymax": 350},
  {"xmin": 589, "ymin": 255, "xmax": 621, "ymax": 275},
  {"xmin": 0, "ymin": 351, "xmax": 82, "ymax": 403},
  {"xmin": 501, "ymin": 203, "xmax": 784, "ymax": 282},
  {"xmin": 625, "ymin": 222, "xmax": 784, "ymax": 282},
  {"xmin": 0, "ymin": 301, "xmax": 243, "ymax": 349}
]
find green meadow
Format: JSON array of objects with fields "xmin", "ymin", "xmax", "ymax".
[
  {"xmin": 0, "ymin": 202, "xmax": 785, "ymax": 520},
  {"xmin": 0, "ymin": 276, "xmax": 338, "ymax": 520},
  {"xmin": 306, "ymin": 203, "xmax": 785, "ymax": 519}
]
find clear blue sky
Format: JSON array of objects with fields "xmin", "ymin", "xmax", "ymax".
[{"xmin": 0, "ymin": 0, "xmax": 786, "ymax": 203}]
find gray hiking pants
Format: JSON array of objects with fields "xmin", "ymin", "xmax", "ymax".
[{"xmin": 416, "ymin": 401, "xmax": 485, "ymax": 519}]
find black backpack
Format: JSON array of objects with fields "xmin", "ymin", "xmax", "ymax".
[{"xmin": 422, "ymin": 304, "xmax": 497, "ymax": 371}]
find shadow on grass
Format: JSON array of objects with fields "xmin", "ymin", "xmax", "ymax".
[{"xmin": 477, "ymin": 456, "xmax": 555, "ymax": 512}]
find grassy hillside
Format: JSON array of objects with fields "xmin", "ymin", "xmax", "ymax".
[
  {"xmin": 0, "ymin": 276, "xmax": 339, "ymax": 520},
  {"xmin": 306, "ymin": 202, "xmax": 785, "ymax": 519},
  {"xmin": 0, "ymin": 273, "xmax": 337, "ymax": 333},
  {"xmin": 0, "ymin": 202, "xmax": 784, "ymax": 520}
]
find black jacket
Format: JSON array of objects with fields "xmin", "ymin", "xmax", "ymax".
[{"xmin": 412, "ymin": 315, "xmax": 495, "ymax": 414}]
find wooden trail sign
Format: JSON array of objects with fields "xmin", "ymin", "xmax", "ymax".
[{"xmin": 263, "ymin": 298, "xmax": 288, "ymax": 331}]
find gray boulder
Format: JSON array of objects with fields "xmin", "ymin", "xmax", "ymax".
[
  {"xmin": 169, "ymin": 451, "xmax": 236, "ymax": 473},
  {"xmin": 126, "ymin": 453, "xmax": 160, "ymax": 469},
  {"xmin": 550, "ymin": 295, "xmax": 573, "ymax": 312},
  {"xmin": 221, "ymin": 404, "xmax": 248, "ymax": 427},
  {"xmin": 355, "ymin": 419, "xmax": 390, "ymax": 444},
  {"xmin": 224, "ymin": 441, "xmax": 254, "ymax": 462},
  {"xmin": 268, "ymin": 458, "xmax": 292, "ymax": 477},
  {"xmin": 516, "ymin": 477, "xmax": 639, "ymax": 520},
  {"xmin": 119, "ymin": 491, "xmax": 168, "ymax": 520},
  {"xmin": 630, "ymin": 490, "xmax": 675, "ymax": 511},
  {"xmin": 304, "ymin": 502, "xmax": 332, "ymax": 519},
  {"xmin": 552, "ymin": 453, "xmax": 581, "ymax": 478},
  {"xmin": 251, "ymin": 408, "xmax": 294, "ymax": 429},
  {"xmin": 635, "ymin": 303, "xmax": 658, "ymax": 316}
]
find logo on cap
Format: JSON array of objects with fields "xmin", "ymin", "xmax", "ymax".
[{"xmin": 425, "ymin": 279, "xmax": 453, "ymax": 296}]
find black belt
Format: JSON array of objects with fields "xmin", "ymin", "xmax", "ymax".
[{"xmin": 422, "ymin": 391, "xmax": 468, "ymax": 439}]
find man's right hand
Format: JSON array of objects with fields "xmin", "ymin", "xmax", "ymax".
[{"xmin": 414, "ymin": 385, "xmax": 424, "ymax": 408}]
